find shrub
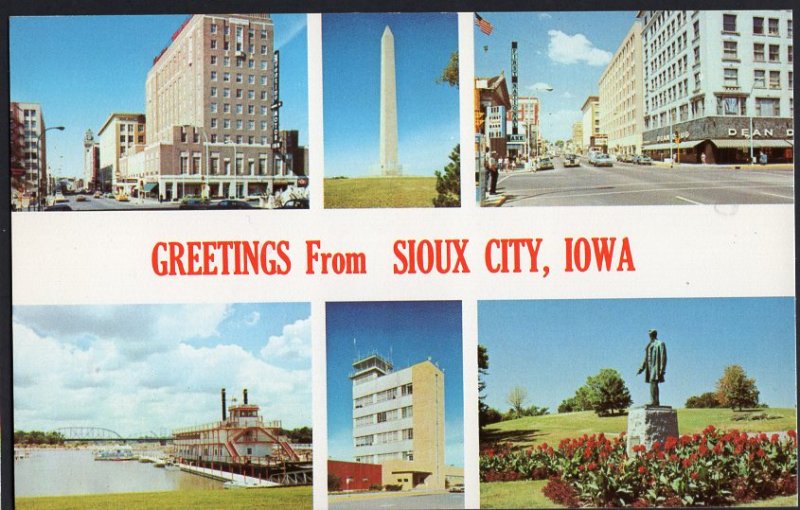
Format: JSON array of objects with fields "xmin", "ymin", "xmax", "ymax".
[
  {"xmin": 384, "ymin": 484, "xmax": 403, "ymax": 491},
  {"xmin": 542, "ymin": 476, "xmax": 580, "ymax": 507},
  {"xmin": 368, "ymin": 484, "xmax": 382, "ymax": 491},
  {"xmin": 685, "ymin": 391, "xmax": 721, "ymax": 408},
  {"xmin": 327, "ymin": 473, "xmax": 341, "ymax": 492}
]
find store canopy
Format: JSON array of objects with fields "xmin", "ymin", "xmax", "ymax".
[
  {"xmin": 642, "ymin": 140, "xmax": 704, "ymax": 150},
  {"xmin": 710, "ymin": 139, "xmax": 794, "ymax": 149},
  {"xmin": 144, "ymin": 183, "xmax": 159, "ymax": 192}
]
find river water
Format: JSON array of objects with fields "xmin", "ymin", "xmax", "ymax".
[{"xmin": 15, "ymin": 448, "xmax": 222, "ymax": 497}]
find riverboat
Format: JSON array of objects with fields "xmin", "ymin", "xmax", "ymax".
[{"xmin": 94, "ymin": 445, "xmax": 136, "ymax": 461}]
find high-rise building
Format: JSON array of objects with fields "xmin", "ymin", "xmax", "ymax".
[
  {"xmin": 83, "ymin": 129, "xmax": 100, "ymax": 192},
  {"xmin": 97, "ymin": 113, "xmax": 146, "ymax": 194},
  {"xmin": 581, "ymin": 95, "xmax": 606, "ymax": 151},
  {"xmin": 140, "ymin": 14, "xmax": 303, "ymax": 201},
  {"xmin": 571, "ymin": 121, "xmax": 584, "ymax": 153},
  {"xmin": 639, "ymin": 10, "xmax": 794, "ymax": 164},
  {"xmin": 350, "ymin": 353, "xmax": 448, "ymax": 490},
  {"xmin": 10, "ymin": 102, "xmax": 47, "ymax": 200},
  {"xmin": 599, "ymin": 20, "xmax": 644, "ymax": 157},
  {"xmin": 506, "ymin": 95, "xmax": 540, "ymax": 158}
]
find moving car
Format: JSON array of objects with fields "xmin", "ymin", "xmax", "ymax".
[
  {"xmin": 76, "ymin": 195, "xmax": 87, "ymax": 202},
  {"xmin": 591, "ymin": 153, "xmax": 613, "ymax": 167},
  {"xmin": 636, "ymin": 155, "xmax": 653, "ymax": 165},
  {"xmin": 178, "ymin": 196, "xmax": 210, "ymax": 210},
  {"xmin": 536, "ymin": 157, "xmax": 554, "ymax": 171},
  {"xmin": 563, "ymin": 154, "xmax": 580, "ymax": 167},
  {"xmin": 54, "ymin": 192, "xmax": 68, "ymax": 203},
  {"xmin": 279, "ymin": 198, "xmax": 310, "ymax": 209},
  {"xmin": 93, "ymin": 191, "xmax": 102, "ymax": 198},
  {"xmin": 116, "ymin": 193, "xmax": 130, "ymax": 202},
  {"xmin": 216, "ymin": 199, "xmax": 253, "ymax": 209}
]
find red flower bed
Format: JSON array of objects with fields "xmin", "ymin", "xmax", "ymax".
[{"xmin": 480, "ymin": 427, "xmax": 797, "ymax": 507}]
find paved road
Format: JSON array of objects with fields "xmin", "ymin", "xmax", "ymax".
[
  {"xmin": 329, "ymin": 492, "xmax": 464, "ymax": 509},
  {"xmin": 496, "ymin": 159, "xmax": 794, "ymax": 207},
  {"xmin": 48, "ymin": 195, "xmax": 179, "ymax": 211}
]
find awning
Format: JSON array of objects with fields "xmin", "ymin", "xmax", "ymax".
[
  {"xmin": 642, "ymin": 140, "xmax": 704, "ymax": 151},
  {"xmin": 144, "ymin": 183, "xmax": 159, "ymax": 192},
  {"xmin": 709, "ymin": 139, "xmax": 794, "ymax": 149}
]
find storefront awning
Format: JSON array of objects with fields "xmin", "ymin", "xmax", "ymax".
[
  {"xmin": 642, "ymin": 140, "xmax": 704, "ymax": 151},
  {"xmin": 709, "ymin": 139, "xmax": 794, "ymax": 149},
  {"xmin": 144, "ymin": 183, "xmax": 159, "ymax": 192}
]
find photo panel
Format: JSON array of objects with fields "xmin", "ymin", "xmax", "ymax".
[
  {"xmin": 477, "ymin": 297, "xmax": 797, "ymax": 508},
  {"xmin": 13, "ymin": 302, "xmax": 313, "ymax": 507},
  {"xmin": 326, "ymin": 300, "xmax": 465, "ymax": 508}
]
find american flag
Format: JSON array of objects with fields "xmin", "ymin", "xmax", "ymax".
[{"xmin": 475, "ymin": 13, "xmax": 493, "ymax": 36}]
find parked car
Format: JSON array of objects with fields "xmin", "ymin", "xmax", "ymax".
[
  {"xmin": 563, "ymin": 154, "xmax": 580, "ymax": 167},
  {"xmin": 634, "ymin": 154, "xmax": 653, "ymax": 165},
  {"xmin": 116, "ymin": 193, "xmax": 130, "ymax": 202},
  {"xmin": 104, "ymin": 192, "xmax": 114, "ymax": 199},
  {"xmin": 44, "ymin": 203, "xmax": 72, "ymax": 211},
  {"xmin": 449, "ymin": 484, "xmax": 465, "ymax": 493},
  {"xmin": 279, "ymin": 198, "xmax": 310, "ymax": 209},
  {"xmin": 179, "ymin": 196, "xmax": 210, "ymax": 210},
  {"xmin": 216, "ymin": 199, "xmax": 253, "ymax": 209},
  {"xmin": 54, "ymin": 192, "xmax": 68, "ymax": 203},
  {"xmin": 93, "ymin": 191, "xmax": 102, "ymax": 198},
  {"xmin": 591, "ymin": 153, "xmax": 613, "ymax": 167},
  {"xmin": 536, "ymin": 157, "xmax": 554, "ymax": 171},
  {"xmin": 617, "ymin": 153, "xmax": 633, "ymax": 163}
]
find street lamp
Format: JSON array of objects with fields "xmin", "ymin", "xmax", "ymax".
[{"xmin": 31, "ymin": 125, "xmax": 64, "ymax": 210}]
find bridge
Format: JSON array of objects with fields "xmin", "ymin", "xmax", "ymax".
[{"xmin": 55, "ymin": 427, "xmax": 172, "ymax": 444}]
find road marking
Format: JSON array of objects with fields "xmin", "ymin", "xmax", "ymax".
[
  {"xmin": 758, "ymin": 191, "xmax": 794, "ymax": 200},
  {"xmin": 674, "ymin": 196, "xmax": 703, "ymax": 205}
]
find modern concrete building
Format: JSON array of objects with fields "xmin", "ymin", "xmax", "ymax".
[
  {"xmin": 9, "ymin": 102, "xmax": 47, "ymax": 200},
  {"xmin": 83, "ymin": 129, "xmax": 100, "ymax": 192},
  {"xmin": 97, "ymin": 112, "xmax": 146, "ymax": 194},
  {"xmin": 639, "ymin": 10, "xmax": 794, "ymax": 163},
  {"xmin": 599, "ymin": 20, "xmax": 645, "ymax": 157},
  {"xmin": 581, "ymin": 95, "xmax": 606, "ymax": 151},
  {"xmin": 141, "ymin": 14, "xmax": 304, "ymax": 201},
  {"xmin": 349, "ymin": 353, "xmax": 458, "ymax": 490}
]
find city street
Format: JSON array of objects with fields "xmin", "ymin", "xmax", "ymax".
[
  {"xmin": 496, "ymin": 158, "xmax": 794, "ymax": 207},
  {"xmin": 41, "ymin": 195, "xmax": 178, "ymax": 211}
]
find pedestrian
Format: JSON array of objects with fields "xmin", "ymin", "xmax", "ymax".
[
  {"xmin": 759, "ymin": 151, "xmax": 768, "ymax": 165},
  {"xmin": 488, "ymin": 152, "xmax": 499, "ymax": 195},
  {"xmin": 700, "ymin": 153, "xmax": 706, "ymax": 165}
]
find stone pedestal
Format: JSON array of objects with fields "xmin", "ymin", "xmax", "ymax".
[{"xmin": 626, "ymin": 406, "xmax": 679, "ymax": 455}]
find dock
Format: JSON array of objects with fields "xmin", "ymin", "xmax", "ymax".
[{"xmin": 178, "ymin": 462, "xmax": 281, "ymax": 487}]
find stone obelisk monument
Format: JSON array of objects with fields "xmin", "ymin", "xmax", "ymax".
[{"xmin": 379, "ymin": 26, "xmax": 402, "ymax": 176}]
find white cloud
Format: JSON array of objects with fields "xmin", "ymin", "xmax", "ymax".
[
  {"xmin": 547, "ymin": 30, "xmax": 612, "ymax": 67},
  {"xmin": 12, "ymin": 309, "xmax": 311, "ymax": 436},
  {"xmin": 260, "ymin": 318, "xmax": 311, "ymax": 360},
  {"xmin": 244, "ymin": 311, "xmax": 261, "ymax": 326},
  {"xmin": 526, "ymin": 82, "xmax": 553, "ymax": 93},
  {"xmin": 538, "ymin": 13, "xmax": 552, "ymax": 20}
]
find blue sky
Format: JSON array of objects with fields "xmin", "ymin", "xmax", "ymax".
[
  {"xmin": 478, "ymin": 297, "xmax": 796, "ymax": 414},
  {"xmin": 323, "ymin": 13, "xmax": 460, "ymax": 177},
  {"xmin": 13, "ymin": 303, "xmax": 311, "ymax": 435},
  {"xmin": 327, "ymin": 301, "xmax": 464, "ymax": 467},
  {"xmin": 9, "ymin": 14, "xmax": 308, "ymax": 180},
  {"xmin": 475, "ymin": 11, "xmax": 639, "ymax": 141}
]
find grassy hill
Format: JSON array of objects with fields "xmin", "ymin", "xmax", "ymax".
[
  {"xmin": 324, "ymin": 176, "xmax": 439, "ymax": 208},
  {"xmin": 481, "ymin": 408, "xmax": 797, "ymax": 450}
]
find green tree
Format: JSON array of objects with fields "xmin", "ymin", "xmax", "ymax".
[
  {"xmin": 478, "ymin": 344, "xmax": 490, "ymax": 426},
  {"xmin": 436, "ymin": 51, "xmax": 459, "ymax": 87},
  {"xmin": 716, "ymin": 365, "xmax": 760, "ymax": 410},
  {"xmin": 558, "ymin": 385, "xmax": 595, "ymax": 413},
  {"xmin": 506, "ymin": 385, "xmax": 529, "ymax": 418},
  {"xmin": 685, "ymin": 391, "xmax": 721, "ymax": 408},
  {"xmin": 584, "ymin": 368, "xmax": 632, "ymax": 417},
  {"xmin": 433, "ymin": 144, "xmax": 460, "ymax": 207}
]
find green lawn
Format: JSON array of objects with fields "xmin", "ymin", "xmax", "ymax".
[
  {"xmin": 482, "ymin": 408, "xmax": 797, "ymax": 450},
  {"xmin": 15, "ymin": 486, "xmax": 312, "ymax": 510},
  {"xmin": 480, "ymin": 480, "xmax": 563, "ymax": 509},
  {"xmin": 324, "ymin": 176, "xmax": 440, "ymax": 208}
]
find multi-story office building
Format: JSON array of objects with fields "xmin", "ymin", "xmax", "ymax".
[
  {"xmin": 10, "ymin": 102, "xmax": 47, "ymax": 200},
  {"xmin": 97, "ymin": 112, "xmax": 146, "ymax": 194},
  {"xmin": 599, "ymin": 20, "xmax": 644, "ymax": 157},
  {"xmin": 639, "ymin": 10, "xmax": 794, "ymax": 163},
  {"xmin": 475, "ymin": 75, "xmax": 511, "ymax": 158},
  {"xmin": 83, "ymin": 129, "xmax": 100, "ymax": 192},
  {"xmin": 506, "ymin": 95, "xmax": 540, "ymax": 159},
  {"xmin": 581, "ymin": 95, "xmax": 606, "ymax": 151},
  {"xmin": 350, "ymin": 353, "xmax": 450, "ymax": 490},
  {"xmin": 571, "ymin": 121, "xmax": 584, "ymax": 153},
  {"xmin": 140, "ymin": 14, "xmax": 303, "ymax": 201}
]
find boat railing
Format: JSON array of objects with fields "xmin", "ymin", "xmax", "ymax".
[{"xmin": 173, "ymin": 418, "xmax": 283, "ymax": 436}]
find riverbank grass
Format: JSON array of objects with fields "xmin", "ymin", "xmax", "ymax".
[
  {"xmin": 16, "ymin": 486, "xmax": 312, "ymax": 510},
  {"xmin": 324, "ymin": 176, "xmax": 437, "ymax": 208}
]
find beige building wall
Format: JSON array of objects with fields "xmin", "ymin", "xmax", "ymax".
[
  {"xmin": 599, "ymin": 20, "xmax": 644, "ymax": 156},
  {"xmin": 581, "ymin": 96, "xmax": 600, "ymax": 149},
  {"xmin": 571, "ymin": 121, "xmax": 583, "ymax": 152},
  {"xmin": 410, "ymin": 361, "xmax": 445, "ymax": 489},
  {"xmin": 97, "ymin": 113, "xmax": 146, "ymax": 192}
]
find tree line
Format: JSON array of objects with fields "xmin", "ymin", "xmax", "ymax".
[{"xmin": 14, "ymin": 430, "xmax": 65, "ymax": 445}]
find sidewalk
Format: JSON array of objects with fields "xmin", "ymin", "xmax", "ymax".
[{"xmin": 650, "ymin": 161, "xmax": 794, "ymax": 171}]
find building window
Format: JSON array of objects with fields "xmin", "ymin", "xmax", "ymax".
[
  {"xmin": 693, "ymin": 20, "xmax": 699, "ymax": 39},
  {"xmin": 259, "ymin": 155, "xmax": 267, "ymax": 174},
  {"xmin": 261, "ymin": 44, "xmax": 267, "ymax": 55},
  {"xmin": 236, "ymin": 73, "xmax": 243, "ymax": 83},
  {"xmin": 248, "ymin": 59, "xmax": 255, "ymax": 69},
  {"xmin": 790, "ymin": 71, "xmax": 794, "ymax": 88},
  {"xmin": 223, "ymin": 72, "xmax": 230, "ymax": 82},
  {"xmin": 753, "ymin": 69, "xmax": 766, "ymax": 88},
  {"xmin": 223, "ymin": 119, "xmax": 230, "ymax": 129},
  {"xmin": 261, "ymin": 29, "xmax": 267, "ymax": 39},
  {"xmin": 248, "ymin": 105, "xmax": 255, "ymax": 115},
  {"xmin": 236, "ymin": 104, "xmax": 243, "ymax": 114},
  {"xmin": 210, "ymin": 23, "xmax": 217, "ymax": 34},
  {"xmin": 260, "ymin": 120, "xmax": 268, "ymax": 131},
  {"xmin": 402, "ymin": 428, "xmax": 413, "ymax": 440},
  {"xmin": 769, "ymin": 44, "xmax": 780, "ymax": 62},
  {"xmin": 260, "ymin": 75, "xmax": 268, "ymax": 86},
  {"xmin": 693, "ymin": 46, "xmax": 700, "ymax": 64},
  {"xmin": 223, "ymin": 103, "xmax": 230, "ymax": 113},
  {"xmin": 248, "ymin": 90, "xmax": 255, "ymax": 100},
  {"xmin": 248, "ymin": 159, "xmax": 255, "ymax": 173},
  {"xmin": 260, "ymin": 105, "xmax": 267, "ymax": 115},
  {"xmin": 716, "ymin": 95, "xmax": 745, "ymax": 115},
  {"xmin": 210, "ymin": 55, "xmax": 217, "ymax": 65},
  {"xmin": 723, "ymin": 68, "xmax": 738, "ymax": 87},
  {"xmin": 248, "ymin": 119, "xmax": 255, "ymax": 130},
  {"xmin": 223, "ymin": 88, "xmax": 230, "ymax": 98},
  {"xmin": 768, "ymin": 18, "xmax": 779, "ymax": 36},
  {"xmin": 789, "ymin": 45, "xmax": 793, "ymax": 63},
  {"xmin": 788, "ymin": 20, "xmax": 793, "ymax": 38},
  {"xmin": 261, "ymin": 91, "xmax": 268, "ymax": 100},
  {"xmin": 210, "ymin": 39, "xmax": 217, "ymax": 50},
  {"xmin": 261, "ymin": 136, "xmax": 268, "ymax": 145},
  {"xmin": 769, "ymin": 70, "xmax": 781, "ymax": 89},
  {"xmin": 261, "ymin": 60, "xmax": 268, "ymax": 70},
  {"xmin": 753, "ymin": 43, "xmax": 765, "ymax": 61},
  {"xmin": 224, "ymin": 56, "xmax": 230, "ymax": 67},
  {"xmin": 210, "ymin": 118, "xmax": 217, "ymax": 128},
  {"xmin": 722, "ymin": 40, "xmax": 737, "ymax": 60},
  {"xmin": 236, "ymin": 89, "xmax": 243, "ymax": 99},
  {"xmin": 755, "ymin": 97, "xmax": 780, "ymax": 116},
  {"xmin": 248, "ymin": 74, "xmax": 256, "ymax": 84},
  {"xmin": 236, "ymin": 58, "xmax": 243, "ymax": 68},
  {"xmin": 753, "ymin": 17, "xmax": 764, "ymax": 35},
  {"xmin": 236, "ymin": 135, "xmax": 243, "ymax": 144},
  {"xmin": 236, "ymin": 119, "xmax": 243, "ymax": 130},
  {"xmin": 210, "ymin": 71, "xmax": 217, "ymax": 81},
  {"xmin": 192, "ymin": 154, "xmax": 201, "ymax": 174},
  {"xmin": 210, "ymin": 103, "xmax": 218, "ymax": 113},
  {"xmin": 180, "ymin": 155, "xmax": 188, "ymax": 174},
  {"xmin": 722, "ymin": 14, "xmax": 737, "ymax": 33},
  {"xmin": 210, "ymin": 86, "xmax": 217, "ymax": 97}
]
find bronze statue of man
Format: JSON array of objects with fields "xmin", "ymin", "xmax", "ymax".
[{"xmin": 637, "ymin": 329, "xmax": 667, "ymax": 406}]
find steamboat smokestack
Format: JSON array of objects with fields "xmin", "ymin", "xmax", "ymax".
[
  {"xmin": 243, "ymin": 388, "xmax": 248, "ymax": 405},
  {"xmin": 221, "ymin": 388, "xmax": 227, "ymax": 421}
]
